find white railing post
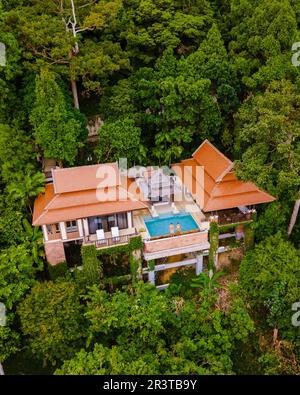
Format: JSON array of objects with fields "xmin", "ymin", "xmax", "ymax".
[{"xmin": 195, "ymin": 255, "xmax": 203, "ymax": 275}]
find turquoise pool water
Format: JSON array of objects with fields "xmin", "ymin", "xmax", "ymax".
[{"xmin": 144, "ymin": 211, "xmax": 199, "ymax": 238}]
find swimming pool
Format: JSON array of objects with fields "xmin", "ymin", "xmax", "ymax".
[{"xmin": 144, "ymin": 212, "xmax": 199, "ymax": 238}]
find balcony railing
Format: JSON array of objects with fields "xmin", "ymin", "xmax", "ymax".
[
  {"xmin": 209, "ymin": 209, "xmax": 255, "ymax": 226},
  {"xmin": 144, "ymin": 230, "xmax": 209, "ymax": 254},
  {"xmin": 145, "ymin": 228, "xmax": 200, "ymax": 242},
  {"xmin": 84, "ymin": 233, "xmax": 136, "ymax": 249}
]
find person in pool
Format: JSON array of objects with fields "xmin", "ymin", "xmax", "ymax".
[
  {"xmin": 176, "ymin": 222, "xmax": 181, "ymax": 234},
  {"xmin": 169, "ymin": 222, "xmax": 175, "ymax": 235}
]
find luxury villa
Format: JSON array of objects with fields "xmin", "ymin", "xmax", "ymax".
[{"xmin": 33, "ymin": 140, "xmax": 275, "ymax": 286}]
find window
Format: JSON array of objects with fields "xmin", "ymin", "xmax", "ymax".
[
  {"xmin": 108, "ymin": 215, "xmax": 116, "ymax": 229},
  {"xmin": 66, "ymin": 221, "xmax": 77, "ymax": 232},
  {"xmin": 95, "ymin": 217, "xmax": 103, "ymax": 230},
  {"xmin": 117, "ymin": 213, "xmax": 128, "ymax": 229},
  {"xmin": 47, "ymin": 224, "xmax": 60, "ymax": 233},
  {"xmin": 88, "ymin": 214, "xmax": 127, "ymax": 234}
]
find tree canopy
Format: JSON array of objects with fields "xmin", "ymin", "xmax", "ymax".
[{"xmin": 0, "ymin": 0, "xmax": 300, "ymax": 375}]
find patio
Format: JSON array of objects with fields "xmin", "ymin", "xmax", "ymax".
[
  {"xmin": 210, "ymin": 208, "xmax": 255, "ymax": 226},
  {"xmin": 83, "ymin": 227, "xmax": 137, "ymax": 249}
]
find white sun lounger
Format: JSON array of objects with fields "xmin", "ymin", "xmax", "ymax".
[
  {"xmin": 151, "ymin": 206, "xmax": 159, "ymax": 218},
  {"xmin": 171, "ymin": 202, "xmax": 179, "ymax": 214},
  {"xmin": 96, "ymin": 229, "xmax": 106, "ymax": 245},
  {"xmin": 111, "ymin": 226, "xmax": 120, "ymax": 241}
]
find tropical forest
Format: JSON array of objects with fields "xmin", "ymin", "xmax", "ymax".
[{"xmin": 0, "ymin": 0, "xmax": 299, "ymax": 376}]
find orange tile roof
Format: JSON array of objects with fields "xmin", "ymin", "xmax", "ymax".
[
  {"xmin": 33, "ymin": 164, "xmax": 149, "ymax": 226},
  {"xmin": 52, "ymin": 163, "xmax": 119, "ymax": 193},
  {"xmin": 172, "ymin": 140, "xmax": 275, "ymax": 212},
  {"xmin": 192, "ymin": 140, "xmax": 233, "ymax": 181}
]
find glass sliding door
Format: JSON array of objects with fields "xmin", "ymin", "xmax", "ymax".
[
  {"xmin": 88, "ymin": 216, "xmax": 103, "ymax": 234},
  {"xmin": 116, "ymin": 213, "xmax": 128, "ymax": 229},
  {"xmin": 107, "ymin": 215, "xmax": 116, "ymax": 230},
  {"xmin": 88, "ymin": 212, "xmax": 128, "ymax": 234}
]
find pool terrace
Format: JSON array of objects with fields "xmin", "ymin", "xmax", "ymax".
[{"xmin": 133, "ymin": 201, "xmax": 210, "ymax": 260}]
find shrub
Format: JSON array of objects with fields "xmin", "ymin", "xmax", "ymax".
[
  {"xmin": 17, "ymin": 280, "xmax": 86, "ymax": 366},
  {"xmin": 47, "ymin": 261, "xmax": 68, "ymax": 280},
  {"xmin": 209, "ymin": 221, "xmax": 219, "ymax": 270},
  {"xmin": 169, "ymin": 267, "xmax": 198, "ymax": 297}
]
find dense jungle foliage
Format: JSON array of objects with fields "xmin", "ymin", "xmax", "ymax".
[{"xmin": 0, "ymin": 0, "xmax": 299, "ymax": 375}]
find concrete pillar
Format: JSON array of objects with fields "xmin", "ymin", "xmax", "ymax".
[
  {"xmin": 127, "ymin": 211, "xmax": 133, "ymax": 229},
  {"xmin": 83, "ymin": 218, "xmax": 89, "ymax": 236},
  {"xmin": 77, "ymin": 219, "xmax": 84, "ymax": 237},
  {"xmin": 195, "ymin": 254, "xmax": 203, "ymax": 275},
  {"xmin": 42, "ymin": 225, "xmax": 48, "ymax": 242},
  {"xmin": 148, "ymin": 271, "xmax": 155, "ymax": 285},
  {"xmin": 59, "ymin": 222, "xmax": 67, "ymax": 240}
]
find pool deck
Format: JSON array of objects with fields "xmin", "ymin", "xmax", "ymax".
[{"xmin": 133, "ymin": 201, "xmax": 210, "ymax": 260}]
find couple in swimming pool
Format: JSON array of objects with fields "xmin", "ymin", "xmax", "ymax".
[{"xmin": 169, "ymin": 222, "xmax": 181, "ymax": 235}]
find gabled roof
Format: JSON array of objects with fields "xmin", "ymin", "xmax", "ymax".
[
  {"xmin": 172, "ymin": 140, "xmax": 275, "ymax": 212},
  {"xmin": 192, "ymin": 140, "xmax": 233, "ymax": 182},
  {"xmin": 52, "ymin": 163, "xmax": 119, "ymax": 193},
  {"xmin": 33, "ymin": 164, "xmax": 149, "ymax": 226}
]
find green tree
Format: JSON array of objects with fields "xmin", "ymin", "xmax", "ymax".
[
  {"xmin": 1, "ymin": 0, "xmax": 128, "ymax": 108},
  {"xmin": 102, "ymin": 48, "xmax": 222, "ymax": 164},
  {"xmin": 18, "ymin": 280, "xmax": 87, "ymax": 366},
  {"xmin": 78, "ymin": 245, "xmax": 103, "ymax": 289},
  {"xmin": 30, "ymin": 68, "xmax": 86, "ymax": 165},
  {"xmin": 55, "ymin": 343, "xmax": 160, "ymax": 375},
  {"xmin": 186, "ymin": 23, "xmax": 239, "ymax": 114},
  {"xmin": 94, "ymin": 118, "xmax": 142, "ymax": 165},
  {"xmin": 0, "ymin": 244, "xmax": 40, "ymax": 309},
  {"xmin": 78, "ymin": 282, "xmax": 254, "ymax": 374},
  {"xmin": 0, "ymin": 30, "xmax": 22, "ymax": 122},
  {"xmin": 191, "ymin": 270, "xmax": 224, "ymax": 298},
  {"xmin": 0, "ymin": 124, "xmax": 42, "ymax": 187},
  {"xmin": 119, "ymin": 0, "xmax": 214, "ymax": 64},
  {"xmin": 0, "ymin": 319, "xmax": 20, "ymax": 364},
  {"xmin": 234, "ymin": 80, "xmax": 300, "ymax": 235},
  {"xmin": 0, "ymin": 201, "xmax": 24, "ymax": 247},
  {"xmin": 20, "ymin": 219, "xmax": 44, "ymax": 266},
  {"xmin": 228, "ymin": 0, "xmax": 299, "ymax": 90},
  {"xmin": 6, "ymin": 171, "xmax": 45, "ymax": 211},
  {"xmin": 85, "ymin": 282, "xmax": 169, "ymax": 349},
  {"xmin": 240, "ymin": 233, "xmax": 300, "ymax": 345}
]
